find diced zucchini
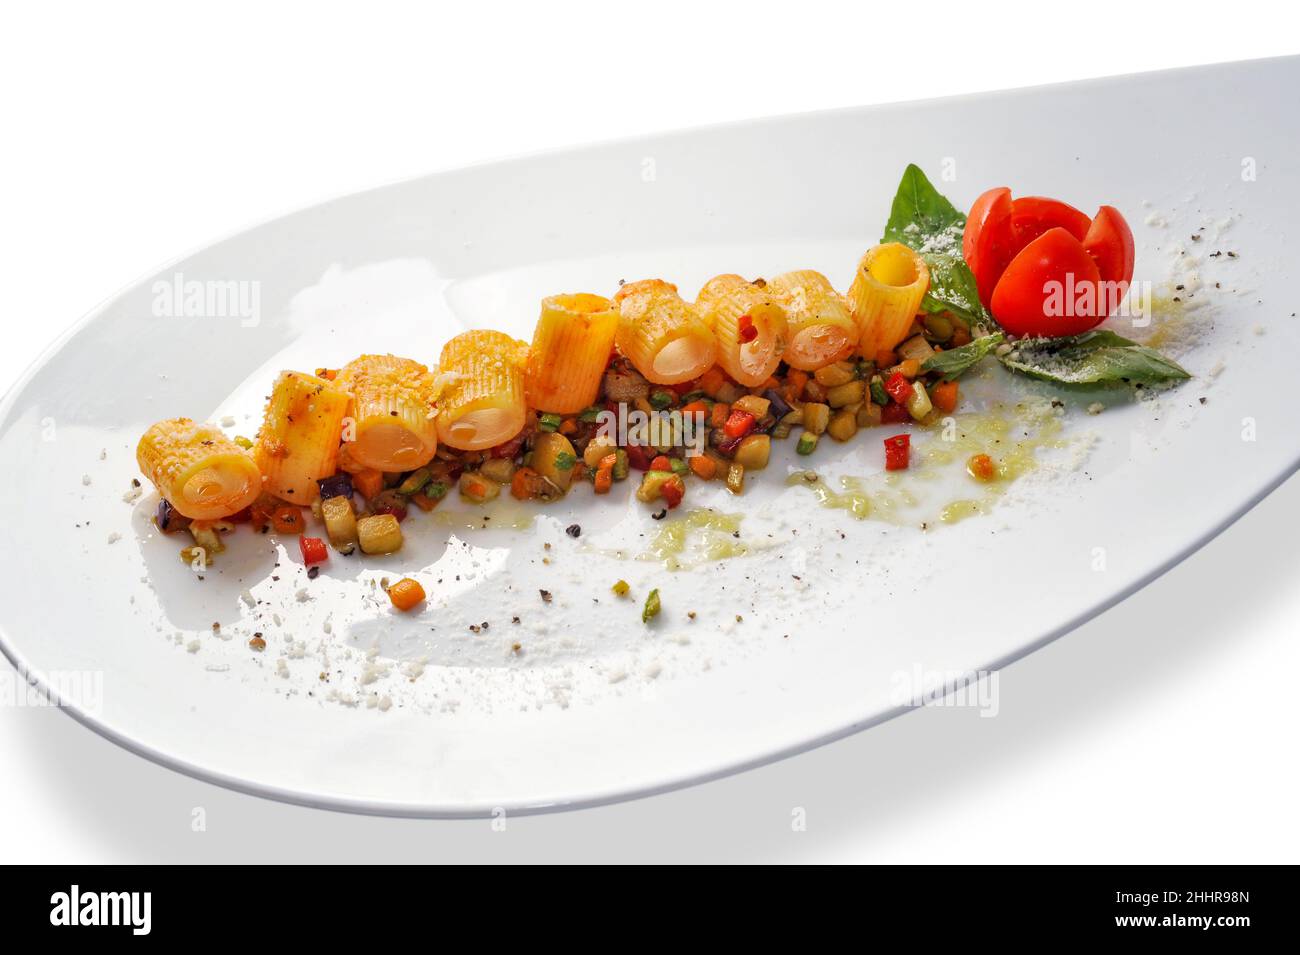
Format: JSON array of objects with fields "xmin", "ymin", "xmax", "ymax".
[
  {"xmin": 734, "ymin": 434, "xmax": 771, "ymax": 470},
  {"xmin": 826, "ymin": 380, "xmax": 866, "ymax": 408},
  {"xmin": 396, "ymin": 467, "xmax": 431, "ymax": 496},
  {"xmin": 479, "ymin": 457, "xmax": 516, "ymax": 485},
  {"xmin": 612, "ymin": 449, "xmax": 629, "ymax": 481},
  {"xmin": 725, "ymin": 462, "xmax": 745, "ymax": 495},
  {"xmin": 636, "ymin": 469, "xmax": 677, "ymax": 503},
  {"xmin": 321, "ymin": 494, "xmax": 359, "ymax": 554},
  {"xmin": 906, "ymin": 381, "xmax": 933, "ymax": 421},
  {"xmin": 458, "ymin": 471, "xmax": 501, "ymax": 504},
  {"xmin": 796, "ymin": 430, "xmax": 819, "ymax": 455},
  {"xmin": 802, "ymin": 402, "xmax": 831, "ymax": 435},
  {"xmin": 357, "ymin": 514, "xmax": 403, "ymax": 555},
  {"xmin": 732, "ymin": 394, "xmax": 771, "ymax": 418},
  {"xmin": 813, "ymin": 361, "xmax": 856, "ymax": 387}
]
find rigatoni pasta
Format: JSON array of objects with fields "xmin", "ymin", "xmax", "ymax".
[
  {"xmin": 253, "ymin": 371, "xmax": 350, "ymax": 503},
  {"xmin": 525, "ymin": 293, "xmax": 618, "ymax": 413},
  {"xmin": 137, "ymin": 418, "xmax": 263, "ymax": 521},
  {"xmin": 694, "ymin": 275, "xmax": 789, "ymax": 388},
  {"xmin": 848, "ymin": 242, "xmax": 930, "ymax": 360},
  {"xmin": 767, "ymin": 270, "xmax": 859, "ymax": 371},
  {"xmin": 334, "ymin": 354, "xmax": 438, "ymax": 472},
  {"xmin": 437, "ymin": 329, "xmax": 528, "ymax": 451},
  {"xmin": 614, "ymin": 279, "xmax": 715, "ymax": 385}
]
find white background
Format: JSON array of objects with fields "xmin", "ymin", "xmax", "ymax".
[{"xmin": 2, "ymin": 1, "xmax": 1297, "ymax": 863}]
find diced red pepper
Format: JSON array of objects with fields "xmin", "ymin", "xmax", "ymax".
[
  {"xmin": 881, "ymin": 401, "xmax": 911, "ymax": 424},
  {"xmin": 724, "ymin": 409, "xmax": 757, "ymax": 438},
  {"xmin": 737, "ymin": 314, "xmax": 758, "ymax": 343},
  {"xmin": 715, "ymin": 433, "xmax": 743, "ymax": 456},
  {"xmin": 624, "ymin": 444, "xmax": 653, "ymax": 472},
  {"xmin": 299, "ymin": 536, "xmax": 328, "ymax": 565},
  {"xmin": 650, "ymin": 454, "xmax": 672, "ymax": 472},
  {"xmin": 884, "ymin": 371, "xmax": 913, "ymax": 404},
  {"xmin": 661, "ymin": 475, "xmax": 685, "ymax": 509},
  {"xmin": 883, "ymin": 434, "xmax": 910, "ymax": 471}
]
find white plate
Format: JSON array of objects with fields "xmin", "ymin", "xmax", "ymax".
[{"xmin": 2, "ymin": 58, "xmax": 1296, "ymax": 816}]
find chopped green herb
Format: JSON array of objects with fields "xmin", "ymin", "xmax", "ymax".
[
  {"xmin": 397, "ymin": 467, "xmax": 431, "ymax": 495},
  {"xmin": 425, "ymin": 481, "xmax": 449, "ymax": 500},
  {"xmin": 554, "ymin": 451, "xmax": 577, "ymax": 471},
  {"xmin": 579, "ymin": 406, "xmax": 602, "ymax": 422},
  {"xmin": 538, "ymin": 412, "xmax": 563, "ymax": 432},
  {"xmin": 649, "ymin": 389, "xmax": 675, "ymax": 410},
  {"xmin": 869, "ymin": 376, "xmax": 889, "ymax": 406},
  {"xmin": 642, "ymin": 588, "xmax": 661, "ymax": 623}
]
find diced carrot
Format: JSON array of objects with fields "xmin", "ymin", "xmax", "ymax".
[
  {"xmin": 387, "ymin": 577, "xmax": 426, "ymax": 611},
  {"xmin": 967, "ymin": 453, "xmax": 997, "ymax": 481},
  {"xmin": 511, "ymin": 466, "xmax": 539, "ymax": 500},
  {"xmin": 874, "ymin": 349, "xmax": 898, "ymax": 367},
  {"xmin": 271, "ymin": 505, "xmax": 305, "ymax": 534},
  {"xmin": 785, "ymin": 368, "xmax": 809, "ymax": 398},
  {"xmin": 710, "ymin": 402, "xmax": 730, "ymax": 428},
  {"xmin": 594, "ymin": 466, "xmax": 614, "ymax": 494},
  {"xmin": 931, "ymin": 379, "xmax": 959, "ymax": 414},
  {"xmin": 680, "ymin": 399, "xmax": 711, "ymax": 417},
  {"xmin": 353, "ymin": 469, "xmax": 384, "ymax": 501},
  {"xmin": 697, "ymin": 366, "xmax": 727, "ymax": 398},
  {"xmin": 409, "ymin": 491, "xmax": 439, "ymax": 511},
  {"xmin": 897, "ymin": 358, "xmax": 921, "ymax": 379},
  {"xmin": 689, "ymin": 455, "xmax": 717, "ymax": 480},
  {"xmin": 558, "ymin": 418, "xmax": 578, "ymax": 435}
]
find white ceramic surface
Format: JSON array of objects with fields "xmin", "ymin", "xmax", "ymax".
[{"xmin": 2, "ymin": 57, "xmax": 1296, "ymax": 816}]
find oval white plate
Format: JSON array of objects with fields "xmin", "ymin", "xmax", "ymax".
[{"xmin": 2, "ymin": 58, "xmax": 1296, "ymax": 816}]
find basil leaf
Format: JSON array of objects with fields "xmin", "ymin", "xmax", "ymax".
[
  {"xmin": 881, "ymin": 164, "xmax": 990, "ymax": 327},
  {"xmin": 998, "ymin": 330, "xmax": 1191, "ymax": 386},
  {"xmin": 921, "ymin": 332, "xmax": 1005, "ymax": 381}
]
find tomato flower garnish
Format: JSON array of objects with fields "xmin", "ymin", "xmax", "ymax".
[{"xmin": 963, "ymin": 189, "xmax": 1135, "ymax": 337}]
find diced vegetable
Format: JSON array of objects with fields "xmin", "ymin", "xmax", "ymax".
[
  {"xmin": 369, "ymin": 488, "xmax": 409, "ymax": 521},
  {"xmin": 458, "ymin": 471, "xmax": 501, "ymax": 504},
  {"xmin": 884, "ymin": 434, "xmax": 910, "ymax": 471},
  {"xmin": 856, "ymin": 402, "xmax": 883, "ymax": 429},
  {"xmin": 271, "ymin": 506, "xmax": 305, "ymax": 534},
  {"xmin": 396, "ymin": 468, "xmax": 431, "ymax": 495},
  {"xmin": 813, "ymin": 361, "xmax": 855, "ymax": 387},
  {"xmin": 669, "ymin": 458, "xmax": 690, "ymax": 476},
  {"xmin": 905, "ymin": 381, "xmax": 933, "ymax": 421},
  {"xmin": 762, "ymin": 388, "xmax": 793, "ymax": 421},
  {"xmin": 827, "ymin": 409, "xmax": 859, "ymax": 442},
  {"xmin": 725, "ymin": 461, "xmax": 745, "ymax": 494},
  {"xmin": 895, "ymin": 358, "xmax": 922, "ymax": 379},
  {"xmin": 531, "ymin": 431, "xmax": 578, "ymax": 493},
  {"xmin": 612, "ymin": 579, "xmax": 630, "ymax": 597},
  {"xmin": 636, "ymin": 469, "xmax": 679, "ymax": 504},
  {"xmin": 869, "ymin": 376, "xmax": 889, "ymax": 406},
  {"xmin": 796, "ymin": 430, "xmax": 819, "ymax": 455},
  {"xmin": 967, "ymin": 453, "xmax": 997, "ymax": 481},
  {"xmin": 931, "ymin": 379, "xmax": 960, "ymax": 414},
  {"xmin": 884, "ymin": 372, "xmax": 912, "ymax": 404},
  {"xmin": 510, "ymin": 466, "xmax": 548, "ymax": 501},
  {"xmin": 689, "ymin": 454, "xmax": 717, "ymax": 480},
  {"xmin": 299, "ymin": 535, "xmax": 328, "ymax": 565},
  {"xmin": 650, "ymin": 454, "xmax": 672, "ymax": 472},
  {"xmin": 387, "ymin": 577, "xmax": 426, "ymax": 611},
  {"xmin": 734, "ymin": 434, "xmax": 771, "ymax": 470},
  {"xmin": 353, "ymin": 469, "xmax": 384, "ymax": 501},
  {"xmin": 317, "ymin": 473, "xmax": 354, "ymax": 501},
  {"xmin": 478, "ymin": 457, "xmax": 516, "ymax": 485},
  {"xmin": 648, "ymin": 389, "xmax": 675, "ymax": 410},
  {"xmin": 583, "ymin": 435, "xmax": 617, "ymax": 468},
  {"xmin": 802, "ymin": 402, "xmax": 830, "ymax": 435},
  {"xmin": 724, "ymin": 409, "xmax": 757, "ymax": 439},
  {"xmin": 826, "ymin": 380, "xmax": 866, "ymax": 408},
  {"xmin": 320, "ymin": 494, "xmax": 359, "ymax": 554},
  {"xmin": 357, "ymin": 513, "xmax": 403, "ymax": 554},
  {"xmin": 661, "ymin": 474, "xmax": 685, "ymax": 509},
  {"xmin": 896, "ymin": 335, "xmax": 937, "ymax": 363},
  {"xmin": 612, "ymin": 449, "xmax": 629, "ymax": 481},
  {"xmin": 732, "ymin": 394, "xmax": 771, "ymax": 418},
  {"xmin": 538, "ymin": 412, "xmax": 563, "ymax": 432},
  {"xmin": 642, "ymin": 588, "xmax": 661, "ymax": 623},
  {"xmin": 155, "ymin": 498, "xmax": 190, "ymax": 533}
]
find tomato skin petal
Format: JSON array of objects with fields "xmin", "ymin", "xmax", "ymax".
[
  {"xmin": 1009, "ymin": 196, "xmax": 1092, "ymax": 246},
  {"xmin": 990, "ymin": 227, "xmax": 1103, "ymax": 337},
  {"xmin": 1083, "ymin": 204, "xmax": 1135, "ymax": 288},
  {"xmin": 963, "ymin": 187, "xmax": 1016, "ymax": 307}
]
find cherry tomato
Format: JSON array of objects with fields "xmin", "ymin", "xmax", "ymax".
[
  {"xmin": 990, "ymin": 227, "xmax": 1102, "ymax": 337},
  {"xmin": 963, "ymin": 188, "xmax": 1136, "ymax": 337}
]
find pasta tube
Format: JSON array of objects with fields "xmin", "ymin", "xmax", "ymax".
[
  {"xmin": 614, "ymin": 279, "xmax": 716, "ymax": 385},
  {"xmin": 437, "ymin": 329, "xmax": 528, "ymax": 451},
  {"xmin": 253, "ymin": 371, "xmax": 350, "ymax": 503},
  {"xmin": 768, "ymin": 270, "xmax": 859, "ymax": 371},
  {"xmin": 137, "ymin": 418, "xmax": 263, "ymax": 521},
  {"xmin": 525, "ymin": 293, "xmax": 618, "ymax": 413},
  {"xmin": 335, "ymin": 354, "xmax": 438, "ymax": 472},
  {"xmin": 848, "ymin": 242, "xmax": 931, "ymax": 360},
  {"xmin": 694, "ymin": 275, "xmax": 789, "ymax": 388}
]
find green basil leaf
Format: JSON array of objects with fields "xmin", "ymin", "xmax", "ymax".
[
  {"xmin": 880, "ymin": 164, "xmax": 989, "ymax": 327},
  {"xmin": 921, "ymin": 332, "xmax": 1005, "ymax": 381},
  {"xmin": 999, "ymin": 330, "xmax": 1191, "ymax": 386}
]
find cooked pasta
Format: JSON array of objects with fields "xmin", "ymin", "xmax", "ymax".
[
  {"xmin": 768, "ymin": 270, "xmax": 859, "ymax": 371},
  {"xmin": 525, "ymin": 293, "xmax": 618, "ymax": 413},
  {"xmin": 137, "ymin": 418, "xmax": 263, "ymax": 521},
  {"xmin": 848, "ymin": 242, "xmax": 931, "ymax": 359},
  {"xmin": 614, "ymin": 279, "xmax": 716, "ymax": 385},
  {"xmin": 253, "ymin": 371, "xmax": 351, "ymax": 503},
  {"xmin": 334, "ymin": 354, "xmax": 438, "ymax": 472},
  {"xmin": 437, "ymin": 329, "xmax": 528, "ymax": 451},
  {"xmin": 694, "ymin": 275, "xmax": 789, "ymax": 388}
]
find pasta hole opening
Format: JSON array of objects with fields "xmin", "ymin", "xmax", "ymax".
[
  {"xmin": 788, "ymin": 326, "xmax": 853, "ymax": 368},
  {"xmin": 182, "ymin": 467, "xmax": 245, "ymax": 505},
  {"xmin": 652, "ymin": 337, "xmax": 710, "ymax": 380},
  {"xmin": 867, "ymin": 246, "xmax": 919, "ymax": 287}
]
